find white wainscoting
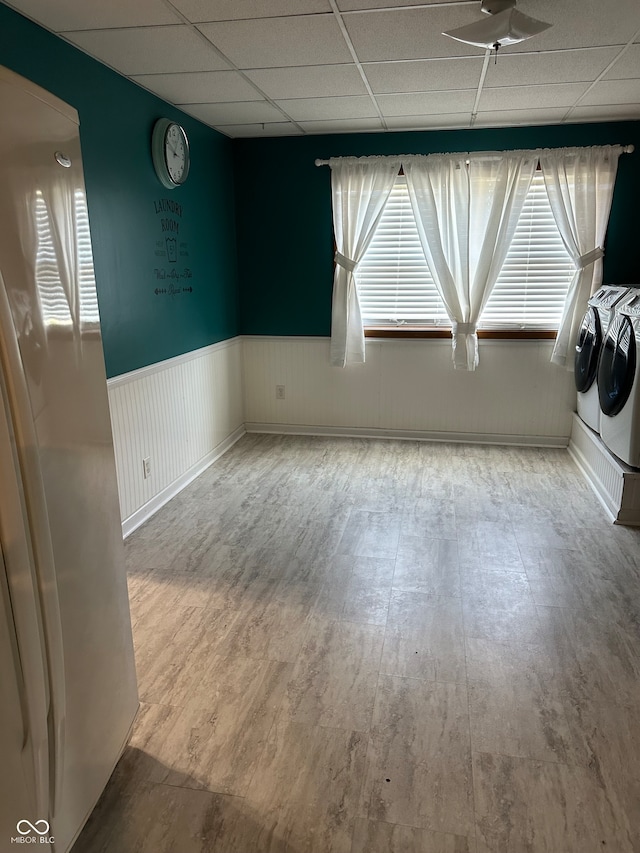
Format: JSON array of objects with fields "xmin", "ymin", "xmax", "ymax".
[
  {"xmin": 243, "ymin": 336, "xmax": 577, "ymax": 446},
  {"xmin": 107, "ymin": 338, "xmax": 244, "ymax": 536},
  {"xmin": 107, "ymin": 335, "xmax": 577, "ymax": 536}
]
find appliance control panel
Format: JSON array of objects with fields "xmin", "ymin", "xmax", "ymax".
[
  {"xmin": 589, "ymin": 286, "xmax": 629, "ymax": 308},
  {"xmin": 619, "ymin": 290, "xmax": 640, "ymax": 318}
]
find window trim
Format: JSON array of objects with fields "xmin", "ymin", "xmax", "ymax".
[{"xmin": 364, "ymin": 327, "xmax": 557, "ymax": 340}]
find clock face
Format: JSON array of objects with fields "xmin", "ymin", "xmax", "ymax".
[
  {"xmin": 152, "ymin": 119, "xmax": 190, "ymax": 189},
  {"xmin": 165, "ymin": 123, "xmax": 188, "ymax": 185}
]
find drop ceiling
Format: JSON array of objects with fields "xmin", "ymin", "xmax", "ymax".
[{"xmin": 4, "ymin": 0, "xmax": 640, "ymax": 137}]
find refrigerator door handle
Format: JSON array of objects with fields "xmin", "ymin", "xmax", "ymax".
[{"xmin": 0, "ymin": 277, "xmax": 66, "ymax": 819}]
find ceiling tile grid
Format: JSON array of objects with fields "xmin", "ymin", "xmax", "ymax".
[
  {"xmin": 218, "ymin": 121, "xmax": 305, "ymax": 137},
  {"xmin": 131, "ymin": 70, "xmax": 259, "ymax": 104},
  {"xmin": 604, "ymin": 43, "xmax": 640, "ymax": 80},
  {"xmin": 170, "ymin": 0, "xmax": 333, "ymax": 23},
  {"xmin": 342, "ymin": 7, "xmax": 490, "ymax": 61},
  {"xmin": 364, "ymin": 57, "xmax": 484, "ymax": 94},
  {"xmin": 196, "ymin": 15, "xmax": 354, "ymax": 68},
  {"xmin": 4, "ymin": 0, "xmax": 640, "ymax": 137},
  {"xmin": 478, "ymin": 82, "xmax": 592, "ymax": 112},
  {"xmin": 274, "ymin": 95, "xmax": 379, "ymax": 122},
  {"xmin": 385, "ymin": 112, "xmax": 475, "ymax": 129},
  {"xmin": 377, "ymin": 89, "xmax": 477, "ymax": 116},
  {"xmin": 481, "ymin": 48, "xmax": 622, "ymax": 89},
  {"xmin": 245, "ymin": 65, "xmax": 368, "ymax": 100},
  {"xmin": 472, "ymin": 107, "xmax": 568, "ymax": 126},
  {"xmin": 569, "ymin": 103, "xmax": 640, "ymax": 121},
  {"xmin": 579, "ymin": 79, "xmax": 640, "ymax": 106},
  {"xmin": 63, "ymin": 25, "xmax": 231, "ymax": 75},
  {"xmin": 300, "ymin": 116, "xmax": 386, "ymax": 133},
  {"xmin": 3, "ymin": 0, "xmax": 181, "ymax": 32},
  {"xmin": 179, "ymin": 100, "xmax": 286, "ymax": 125}
]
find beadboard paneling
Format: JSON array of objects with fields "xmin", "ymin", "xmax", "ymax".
[
  {"xmin": 243, "ymin": 336, "xmax": 576, "ymax": 444},
  {"xmin": 569, "ymin": 413, "xmax": 640, "ymax": 524},
  {"xmin": 108, "ymin": 339, "xmax": 243, "ymax": 531},
  {"xmin": 108, "ymin": 335, "xmax": 576, "ymax": 536}
]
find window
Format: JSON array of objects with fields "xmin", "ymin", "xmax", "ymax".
[
  {"xmin": 34, "ymin": 188, "xmax": 100, "ymax": 329},
  {"xmin": 356, "ymin": 172, "xmax": 575, "ymax": 332}
]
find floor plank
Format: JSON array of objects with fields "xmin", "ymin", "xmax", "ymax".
[{"xmin": 72, "ymin": 434, "xmax": 640, "ymax": 853}]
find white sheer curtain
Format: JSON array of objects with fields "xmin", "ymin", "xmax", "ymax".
[
  {"xmin": 404, "ymin": 151, "xmax": 538, "ymax": 369},
  {"xmin": 403, "ymin": 154, "xmax": 469, "ymax": 364},
  {"xmin": 329, "ymin": 156, "xmax": 401, "ymax": 367},
  {"xmin": 539, "ymin": 145, "xmax": 622, "ymax": 368}
]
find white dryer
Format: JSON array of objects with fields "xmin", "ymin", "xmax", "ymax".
[
  {"xmin": 598, "ymin": 288, "xmax": 640, "ymax": 467},
  {"xmin": 575, "ymin": 285, "xmax": 629, "ymax": 433}
]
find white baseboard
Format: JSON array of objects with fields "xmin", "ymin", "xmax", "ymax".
[
  {"xmin": 121, "ymin": 425, "xmax": 245, "ymax": 538},
  {"xmin": 245, "ymin": 422, "xmax": 569, "ymax": 448}
]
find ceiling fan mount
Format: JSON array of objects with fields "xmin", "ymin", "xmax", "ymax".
[
  {"xmin": 479, "ymin": 0, "xmax": 517, "ymax": 14},
  {"xmin": 442, "ymin": 1, "xmax": 551, "ymax": 51}
]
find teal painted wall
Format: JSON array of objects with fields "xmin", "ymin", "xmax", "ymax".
[
  {"xmin": 0, "ymin": 3, "xmax": 238, "ymax": 377},
  {"xmin": 234, "ymin": 122, "xmax": 640, "ymax": 336}
]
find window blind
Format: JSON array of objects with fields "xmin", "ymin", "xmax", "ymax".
[
  {"xmin": 74, "ymin": 189, "xmax": 101, "ymax": 326},
  {"xmin": 481, "ymin": 174, "xmax": 575, "ymax": 328},
  {"xmin": 34, "ymin": 189, "xmax": 101, "ymax": 328},
  {"xmin": 356, "ymin": 177, "xmax": 449, "ymax": 326},
  {"xmin": 356, "ymin": 173, "xmax": 574, "ymax": 330},
  {"xmin": 35, "ymin": 190, "xmax": 73, "ymax": 326}
]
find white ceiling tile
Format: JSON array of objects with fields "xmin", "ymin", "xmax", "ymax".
[
  {"xmin": 197, "ymin": 15, "xmax": 352, "ymax": 68},
  {"xmin": 364, "ymin": 57, "xmax": 483, "ymax": 94},
  {"xmin": 377, "ymin": 89, "xmax": 476, "ymax": 116},
  {"xmin": 344, "ymin": 5, "xmax": 484, "ymax": 62},
  {"xmin": 344, "ymin": 7, "xmax": 483, "ymax": 61},
  {"xmin": 7, "ymin": 0, "xmax": 180, "ymax": 31},
  {"xmin": 479, "ymin": 83, "xmax": 589, "ymax": 111},
  {"xmin": 215, "ymin": 122, "xmax": 304, "ymax": 137},
  {"xmin": 604, "ymin": 44, "xmax": 640, "ymax": 80},
  {"xmin": 245, "ymin": 65, "xmax": 367, "ymax": 99},
  {"xmin": 338, "ymin": 0, "xmax": 461, "ymax": 8},
  {"xmin": 484, "ymin": 47, "xmax": 620, "ymax": 88},
  {"xmin": 275, "ymin": 95, "xmax": 377, "ymax": 121},
  {"xmin": 178, "ymin": 100, "xmax": 285, "ymax": 124},
  {"xmin": 12, "ymin": 0, "xmax": 640, "ymax": 138},
  {"xmin": 472, "ymin": 108, "xmax": 568, "ymax": 127},
  {"xmin": 132, "ymin": 70, "xmax": 259, "ymax": 103},
  {"xmin": 505, "ymin": 0, "xmax": 640, "ymax": 53},
  {"xmin": 579, "ymin": 79, "xmax": 640, "ymax": 105},
  {"xmin": 170, "ymin": 0, "xmax": 330, "ymax": 23},
  {"xmin": 64, "ymin": 26, "xmax": 230, "ymax": 75},
  {"xmin": 568, "ymin": 104, "xmax": 640, "ymax": 121},
  {"xmin": 385, "ymin": 113, "xmax": 472, "ymax": 129},
  {"xmin": 299, "ymin": 117, "xmax": 385, "ymax": 133}
]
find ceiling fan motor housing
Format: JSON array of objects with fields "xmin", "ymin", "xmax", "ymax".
[{"xmin": 481, "ymin": 0, "xmax": 517, "ymax": 14}]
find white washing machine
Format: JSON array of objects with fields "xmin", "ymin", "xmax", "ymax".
[
  {"xmin": 598, "ymin": 288, "xmax": 640, "ymax": 467},
  {"xmin": 575, "ymin": 285, "xmax": 629, "ymax": 433}
]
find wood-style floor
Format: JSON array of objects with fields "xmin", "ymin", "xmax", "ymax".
[{"xmin": 73, "ymin": 434, "xmax": 640, "ymax": 853}]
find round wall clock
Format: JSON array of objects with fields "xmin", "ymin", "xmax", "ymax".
[{"xmin": 151, "ymin": 118, "xmax": 190, "ymax": 189}]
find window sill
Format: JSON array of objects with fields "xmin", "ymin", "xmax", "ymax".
[{"xmin": 364, "ymin": 328, "xmax": 558, "ymax": 340}]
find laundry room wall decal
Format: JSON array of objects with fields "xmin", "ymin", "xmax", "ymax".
[{"xmin": 152, "ymin": 197, "xmax": 193, "ymax": 298}]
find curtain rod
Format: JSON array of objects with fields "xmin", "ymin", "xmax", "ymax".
[{"xmin": 314, "ymin": 145, "xmax": 635, "ymax": 166}]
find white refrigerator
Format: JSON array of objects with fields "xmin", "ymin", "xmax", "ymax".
[{"xmin": 0, "ymin": 66, "xmax": 138, "ymax": 852}]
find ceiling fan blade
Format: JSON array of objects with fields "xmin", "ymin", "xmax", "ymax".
[{"xmin": 442, "ymin": 7, "xmax": 551, "ymax": 48}]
